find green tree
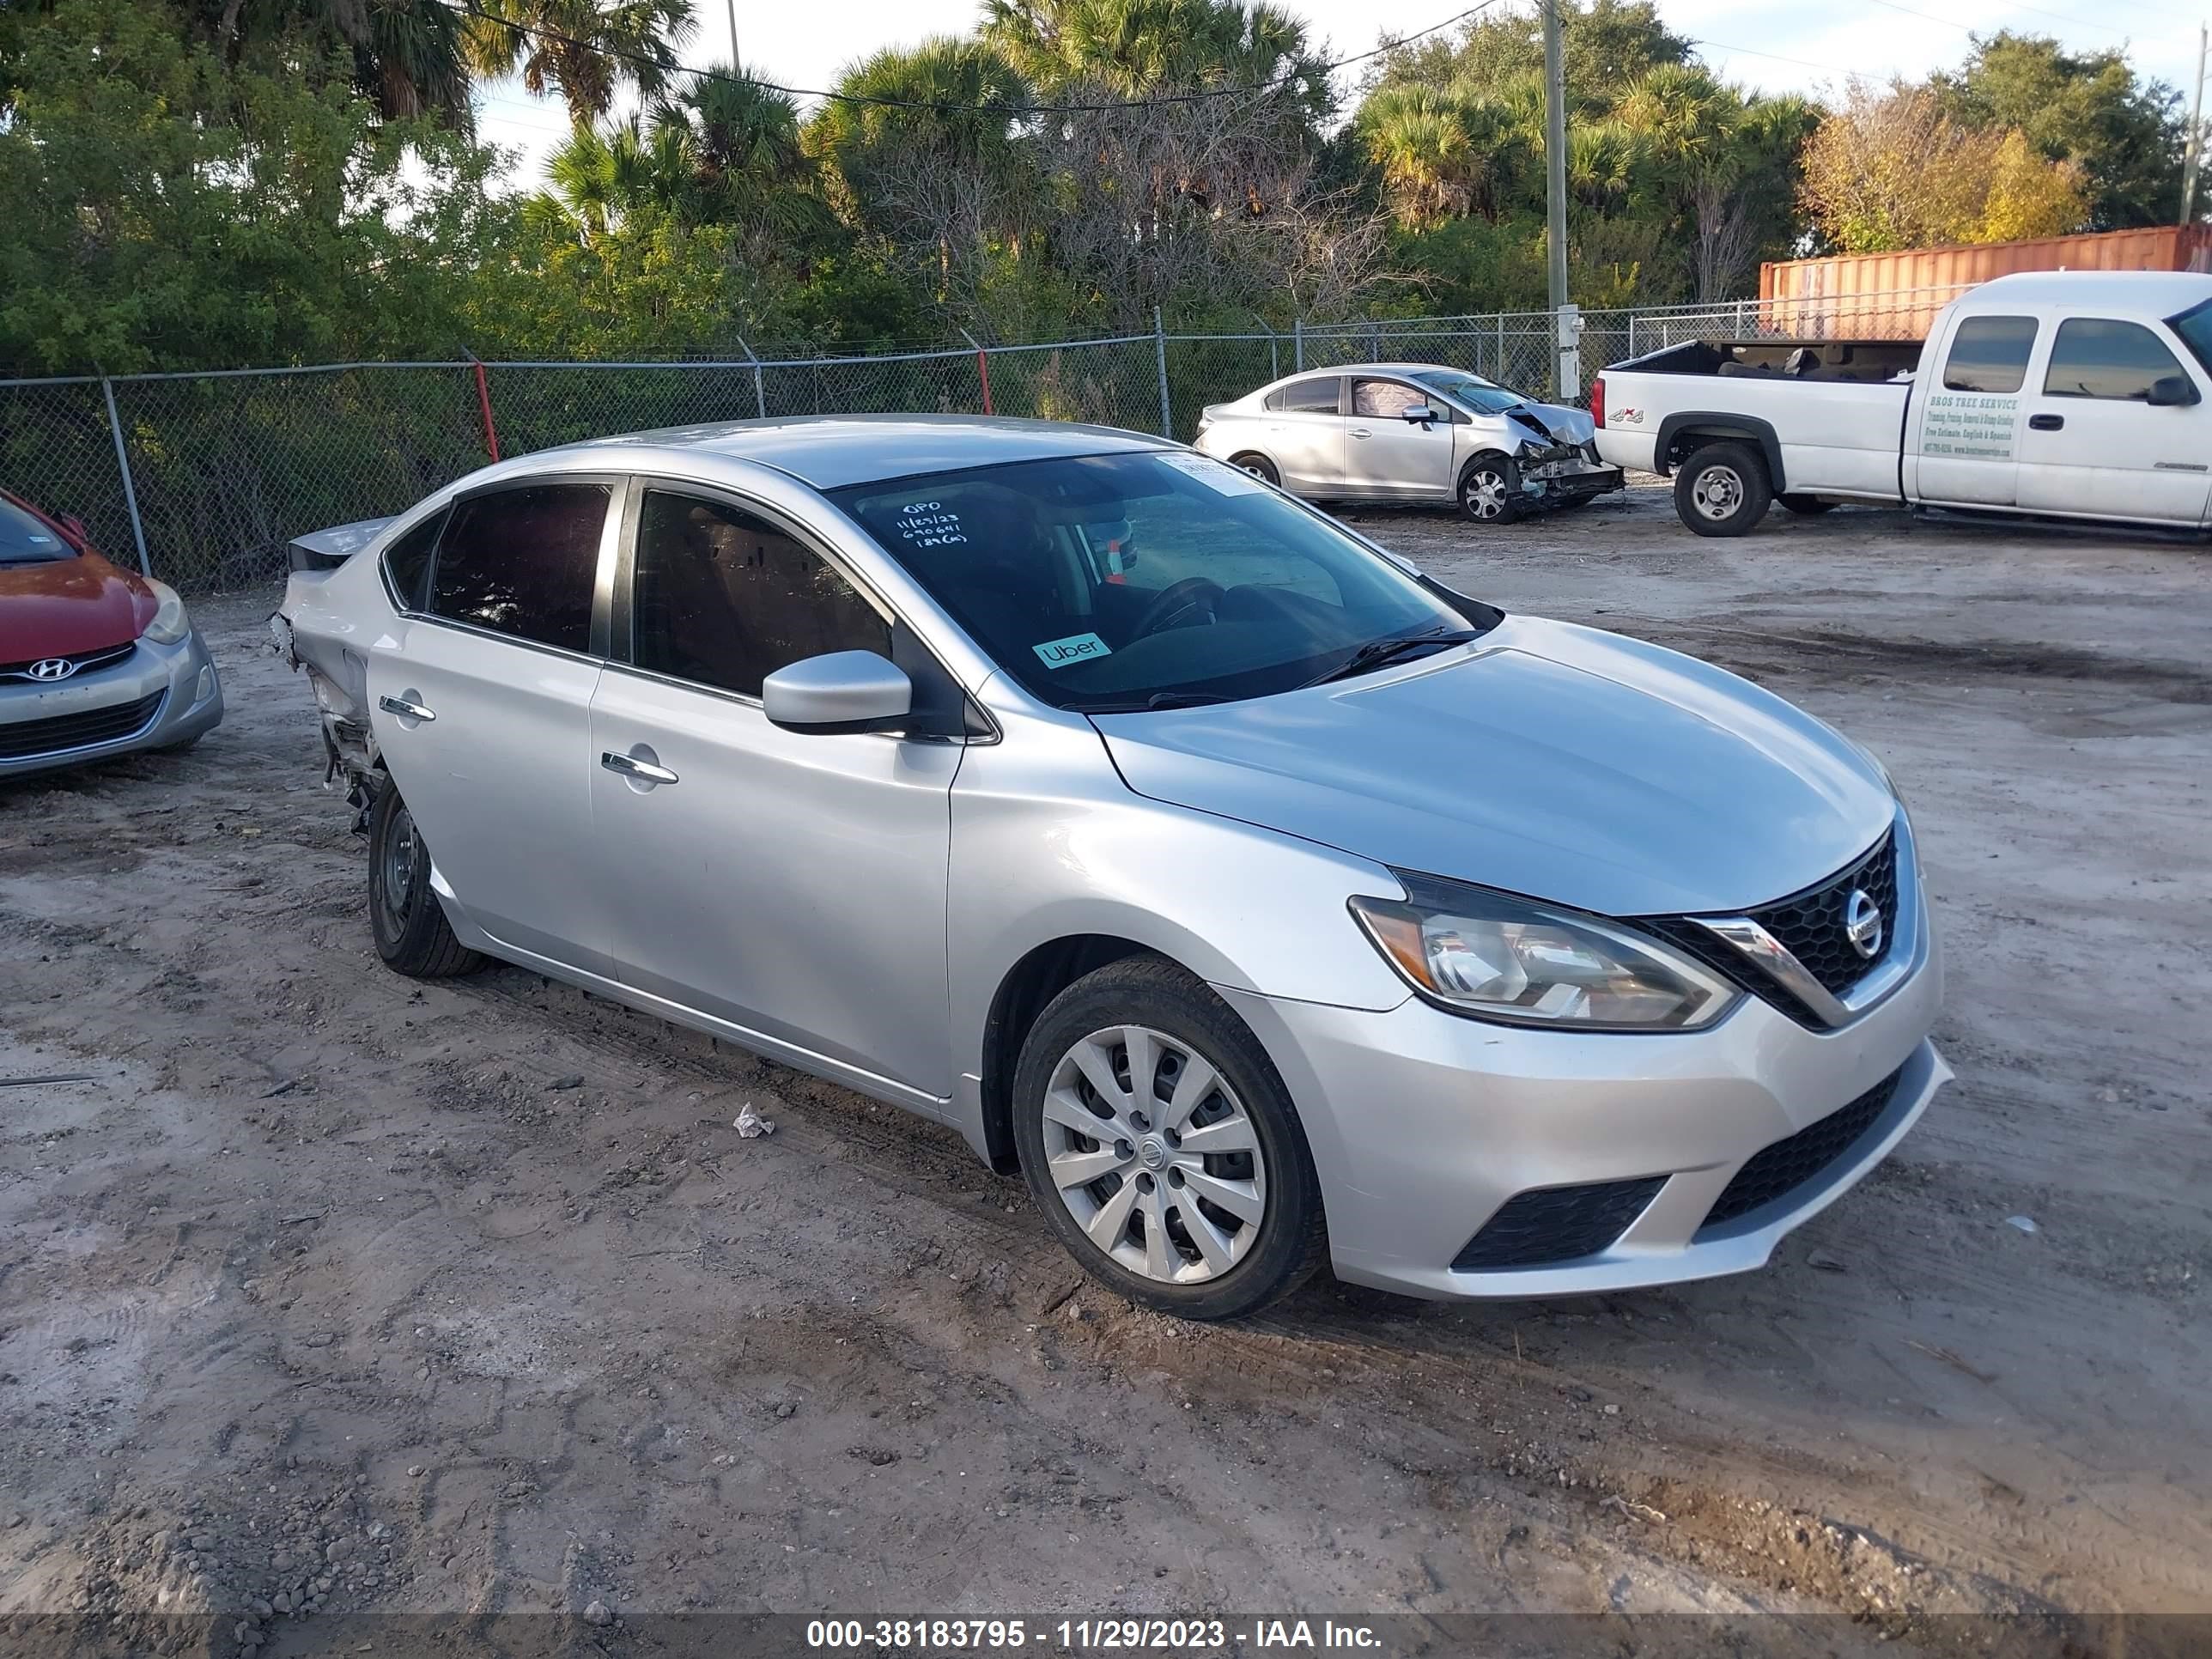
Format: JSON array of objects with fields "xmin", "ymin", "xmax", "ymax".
[
  {"xmin": 1368, "ymin": 0, "xmax": 1691, "ymax": 111},
  {"xmin": 1933, "ymin": 32, "xmax": 2186, "ymax": 230},
  {"xmin": 0, "ymin": 0, "xmax": 511, "ymax": 374}
]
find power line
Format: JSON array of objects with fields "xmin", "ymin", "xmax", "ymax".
[{"xmin": 437, "ymin": 0, "xmax": 1500, "ymax": 119}]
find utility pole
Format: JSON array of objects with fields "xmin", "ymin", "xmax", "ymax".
[
  {"xmin": 2184, "ymin": 24, "xmax": 2207, "ymax": 224},
  {"xmin": 725, "ymin": 0, "xmax": 739, "ymax": 70},
  {"xmin": 1542, "ymin": 0, "xmax": 1571, "ymax": 397}
]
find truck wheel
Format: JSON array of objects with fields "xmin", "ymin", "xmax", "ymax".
[
  {"xmin": 1458, "ymin": 454, "xmax": 1523, "ymax": 525},
  {"xmin": 1674, "ymin": 442, "xmax": 1771, "ymax": 538},
  {"xmin": 368, "ymin": 781, "xmax": 483, "ymax": 979},
  {"xmin": 1778, "ymin": 494, "xmax": 1837, "ymax": 516}
]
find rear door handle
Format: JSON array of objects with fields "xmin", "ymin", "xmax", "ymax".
[
  {"xmin": 378, "ymin": 695, "xmax": 435, "ymax": 723},
  {"xmin": 2028, "ymin": 414, "xmax": 2064, "ymax": 431},
  {"xmin": 601, "ymin": 750, "xmax": 678, "ymax": 786},
  {"xmin": 1350, "ymin": 428, "xmax": 1372, "ymax": 439}
]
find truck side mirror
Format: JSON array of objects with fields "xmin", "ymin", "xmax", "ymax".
[{"xmin": 2145, "ymin": 374, "xmax": 2200, "ymax": 408}]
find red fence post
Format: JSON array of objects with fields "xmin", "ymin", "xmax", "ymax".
[
  {"xmin": 975, "ymin": 345, "xmax": 994, "ymax": 416},
  {"xmin": 472, "ymin": 360, "xmax": 500, "ymax": 461}
]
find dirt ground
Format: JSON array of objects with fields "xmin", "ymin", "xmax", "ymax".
[{"xmin": 3, "ymin": 483, "xmax": 2208, "ymax": 1655}]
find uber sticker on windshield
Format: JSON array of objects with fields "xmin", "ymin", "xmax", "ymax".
[
  {"xmin": 1033, "ymin": 632, "xmax": 1112, "ymax": 670},
  {"xmin": 1157, "ymin": 453, "xmax": 1266, "ymax": 495}
]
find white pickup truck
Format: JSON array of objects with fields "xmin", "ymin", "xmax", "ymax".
[{"xmin": 1592, "ymin": 270, "xmax": 2212, "ymax": 537}]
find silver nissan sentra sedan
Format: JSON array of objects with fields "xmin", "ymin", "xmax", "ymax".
[{"xmin": 275, "ymin": 416, "xmax": 1945, "ymax": 1320}]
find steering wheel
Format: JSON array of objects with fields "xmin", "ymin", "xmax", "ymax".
[{"xmin": 1130, "ymin": 576, "xmax": 1226, "ymax": 639}]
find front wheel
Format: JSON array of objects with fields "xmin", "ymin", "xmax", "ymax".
[
  {"xmin": 1012, "ymin": 957, "xmax": 1326, "ymax": 1321},
  {"xmin": 1673, "ymin": 441, "xmax": 1772, "ymax": 538},
  {"xmin": 1457, "ymin": 454, "xmax": 1523, "ymax": 525},
  {"xmin": 368, "ymin": 780, "xmax": 483, "ymax": 978}
]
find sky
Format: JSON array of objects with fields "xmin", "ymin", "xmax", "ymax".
[{"xmin": 474, "ymin": 0, "xmax": 2210, "ymax": 189}]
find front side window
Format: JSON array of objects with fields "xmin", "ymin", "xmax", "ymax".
[
  {"xmin": 1942, "ymin": 316, "xmax": 2038, "ymax": 393},
  {"xmin": 629, "ymin": 490, "xmax": 890, "ymax": 698},
  {"xmin": 1264, "ymin": 378, "xmax": 1343, "ymax": 415},
  {"xmin": 1352, "ymin": 378, "xmax": 1429, "ymax": 418},
  {"xmin": 829, "ymin": 451, "xmax": 1484, "ymax": 712},
  {"xmin": 430, "ymin": 483, "xmax": 609, "ymax": 652},
  {"xmin": 2043, "ymin": 318, "xmax": 2190, "ymax": 400}
]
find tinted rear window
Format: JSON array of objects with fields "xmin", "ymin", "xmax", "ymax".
[
  {"xmin": 1264, "ymin": 378, "xmax": 1342, "ymax": 414},
  {"xmin": 0, "ymin": 499, "xmax": 75, "ymax": 565},
  {"xmin": 1942, "ymin": 316, "xmax": 2038, "ymax": 394},
  {"xmin": 430, "ymin": 483, "xmax": 610, "ymax": 653}
]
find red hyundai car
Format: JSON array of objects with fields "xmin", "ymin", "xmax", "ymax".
[{"xmin": 0, "ymin": 488, "xmax": 222, "ymax": 778}]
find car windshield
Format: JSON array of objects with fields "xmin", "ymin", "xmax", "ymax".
[
  {"xmin": 0, "ymin": 498, "xmax": 77, "ymax": 566},
  {"xmin": 1413, "ymin": 369, "xmax": 1528, "ymax": 416},
  {"xmin": 2171, "ymin": 300, "xmax": 2212, "ymax": 377},
  {"xmin": 829, "ymin": 451, "xmax": 1487, "ymax": 712}
]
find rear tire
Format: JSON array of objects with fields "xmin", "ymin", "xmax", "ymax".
[
  {"xmin": 1778, "ymin": 493, "xmax": 1837, "ymax": 516},
  {"xmin": 1230, "ymin": 453, "xmax": 1279, "ymax": 486},
  {"xmin": 368, "ymin": 780, "xmax": 483, "ymax": 978},
  {"xmin": 1012, "ymin": 957, "xmax": 1326, "ymax": 1322},
  {"xmin": 1457, "ymin": 453, "xmax": 1523, "ymax": 525},
  {"xmin": 1674, "ymin": 441, "xmax": 1771, "ymax": 538}
]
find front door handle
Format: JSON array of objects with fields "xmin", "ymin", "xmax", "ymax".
[
  {"xmin": 2028, "ymin": 413, "xmax": 2064, "ymax": 431},
  {"xmin": 601, "ymin": 750, "xmax": 678, "ymax": 786},
  {"xmin": 378, "ymin": 694, "xmax": 435, "ymax": 723},
  {"xmin": 1350, "ymin": 427, "xmax": 1372, "ymax": 439}
]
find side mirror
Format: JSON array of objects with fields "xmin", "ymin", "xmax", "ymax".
[
  {"xmin": 762, "ymin": 651, "xmax": 913, "ymax": 735},
  {"xmin": 1401, "ymin": 404, "xmax": 1437, "ymax": 426},
  {"xmin": 58, "ymin": 514, "xmax": 88, "ymax": 539},
  {"xmin": 2145, "ymin": 374, "xmax": 2200, "ymax": 408}
]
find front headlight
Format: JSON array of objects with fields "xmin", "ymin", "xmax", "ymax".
[
  {"xmin": 1348, "ymin": 873, "xmax": 1739, "ymax": 1031},
  {"xmin": 141, "ymin": 579, "xmax": 191, "ymax": 646}
]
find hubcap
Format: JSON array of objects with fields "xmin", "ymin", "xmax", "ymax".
[
  {"xmin": 1465, "ymin": 470, "xmax": 1507, "ymax": 520},
  {"xmin": 1692, "ymin": 465, "xmax": 1744, "ymax": 520},
  {"xmin": 1041, "ymin": 1024, "xmax": 1267, "ymax": 1285},
  {"xmin": 380, "ymin": 800, "xmax": 419, "ymax": 925}
]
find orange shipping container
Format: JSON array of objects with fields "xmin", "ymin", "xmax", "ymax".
[{"xmin": 1758, "ymin": 226, "xmax": 2212, "ymax": 337}]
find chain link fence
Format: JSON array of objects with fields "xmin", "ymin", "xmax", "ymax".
[{"xmin": 0, "ymin": 286, "xmax": 1968, "ymax": 592}]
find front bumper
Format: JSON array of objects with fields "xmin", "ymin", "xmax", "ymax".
[
  {"xmin": 1522, "ymin": 450, "xmax": 1625, "ymax": 503},
  {"xmin": 0, "ymin": 630, "xmax": 223, "ymax": 781},
  {"xmin": 1220, "ymin": 885, "xmax": 1945, "ymax": 1299}
]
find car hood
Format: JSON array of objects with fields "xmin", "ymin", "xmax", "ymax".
[
  {"xmin": 1498, "ymin": 400, "xmax": 1596, "ymax": 448},
  {"xmin": 0, "ymin": 549, "xmax": 152, "ymax": 661},
  {"xmin": 1092, "ymin": 614, "xmax": 1895, "ymax": 917}
]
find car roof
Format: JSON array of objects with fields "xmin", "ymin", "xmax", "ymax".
[
  {"xmin": 566, "ymin": 414, "xmax": 1176, "ymax": 491},
  {"xmin": 1272, "ymin": 362, "xmax": 1477, "ymax": 381},
  {"xmin": 1971, "ymin": 270, "xmax": 2212, "ymax": 315}
]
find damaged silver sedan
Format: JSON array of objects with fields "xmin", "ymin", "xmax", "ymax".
[{"xmin": 1192, "ymin": 362, "xmax": 1624, "ymax": 523}]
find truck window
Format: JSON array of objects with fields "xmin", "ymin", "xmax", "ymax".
[
  {"xmin": 2042, "ymin": 319, "xmax": 2189, "ymax": 400},
  {"xmin": 1942, "ymin": 317, "xmax": 2038, "ymax": 393},
  {"xmin": 2172, "ymin": 301, "xmax": 2212, "ymax": 376}
]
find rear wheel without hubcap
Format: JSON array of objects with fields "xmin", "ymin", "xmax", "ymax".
[
  {"xmin": 367, "ymin": 781, "xmax": 483, "ymax": 979},
  {"xmin": 1012, "ymin": 958, "xmax": 1325, "ymax": 1320},
  {"xmin": 1231, "ymin": 453, "xmax": 1279, "ymax": 486},
  {"xmin": 1672, "ymin": 440, "xmax": 1772, "ymax": 538}
]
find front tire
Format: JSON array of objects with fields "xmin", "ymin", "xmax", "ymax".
[
  {"xmin": 1457, "ymin": 454, "xmax": 1523, "ymax": 524},
  {"xmin": 1230, "ymin": 453, "xmax": 1279, "ymax": 486},
  {"xmin": 1674, "ymin": 441, "xmax": 1772, "ymax": 537},
  {"xmin": 1012, "ymin": 957, "xmax": 1326, "ymax": 1321},
  {"xmin": 368, "ymin": 780, "xmax": 483, "ymax": 978}
]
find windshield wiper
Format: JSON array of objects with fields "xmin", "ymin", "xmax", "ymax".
[
  {"xmin": 1298, "ymin": 629, "xmax": 1479, "ymax": 690},
  {"xmin": 1084, "ymin": 690, "xmax": 1236, "ymax": 714}
]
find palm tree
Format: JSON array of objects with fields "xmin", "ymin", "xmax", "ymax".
[
  {"xmin": 191, "ymin": 0, "xmax": 475, "ymax": 129},
  {"xmin": 462, "ymin": 0, "xmax": 700, "ymax": 127},
  {"xmin": 651, "ymin": 67, "xmax": 830, "ymax": 237}
]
